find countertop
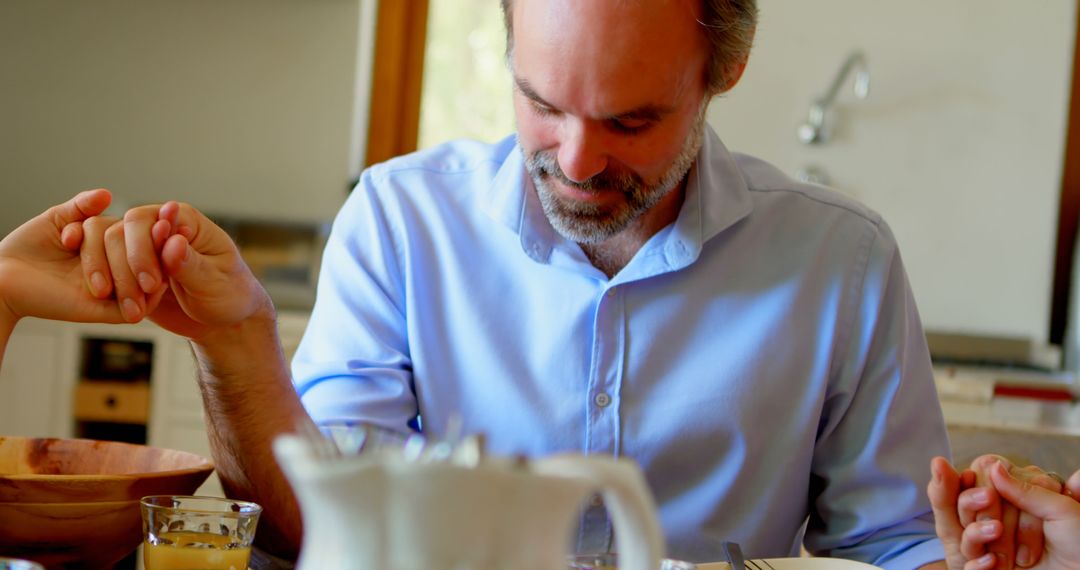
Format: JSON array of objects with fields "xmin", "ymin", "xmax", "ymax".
[{"xmin": 936, "ymin": 367, "xmax": 1080, "ymax": 474}]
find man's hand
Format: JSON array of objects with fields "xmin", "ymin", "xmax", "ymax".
[
  {"xmin": 78, "ymin": 201, "xmax": 272, "ymax": 340},
  {"xmin": 0, "ymin": 189, "xmax": 125, "ymax": 328},
  {"xmin": 76, "ymin": 200, "xmax": 304, "ymax": 556}
]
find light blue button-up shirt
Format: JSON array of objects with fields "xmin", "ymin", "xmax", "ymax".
[{"xmin": 293, "ymin": 126, "xmax": 950, "ymax": 569}]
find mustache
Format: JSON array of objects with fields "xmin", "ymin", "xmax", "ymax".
[{"xmin": 525, "ymin": 150, "xmax": 640, "ymax": 193}]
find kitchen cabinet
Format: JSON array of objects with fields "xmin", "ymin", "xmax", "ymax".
[
  {"xmin": 1, "ymin": 311, "xmax": 310, "ymax": 498},
  {"xmin": 0, "ymin": 317, "xmax": 77, "ymax": 438}
]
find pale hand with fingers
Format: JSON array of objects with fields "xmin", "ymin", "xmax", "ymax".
[
  {"xmin": 0, "ymin": 189, "xmax": 127, "ymax": 329},
  {"xmin": 970, "ymin": 463, "xmax": 1080, "ymax": 570},
  {"xmin": 930, "ymin": 456, "xmax": 1080, "ymax": 570},
  {"xmin": 931, "ymin": 456, "xmax": 1046, "ymax": 570},
  {"xmin": 961, "ymin": 455, "xmax": 1068, "ymax": 570},
  {"xmin": 929, "ymin": 456, "xmax": 979, "ymax": 570}
]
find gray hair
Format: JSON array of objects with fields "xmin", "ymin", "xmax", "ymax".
[{"xmin": 498, "ymin": 0, "xmax": 758, "ymax": 94}]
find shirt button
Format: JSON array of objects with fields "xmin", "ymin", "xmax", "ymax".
[
  {"xmin": 606, "ymin": 287, "xmax": 617, "ymax": 297},
  {"xmin": 594, "ymin": 392, "xmax": 612, "ymax": 407},
  {"xmin": 590, "ymin": 493, "xmax": 604, "ymax": 507}
]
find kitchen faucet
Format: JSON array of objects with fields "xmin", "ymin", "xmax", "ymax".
[{"xmin": 797, "ymin": 50, "xmax": 870, "ymax": 145}]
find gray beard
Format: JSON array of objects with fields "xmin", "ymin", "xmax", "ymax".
[{"xmin": 525, "ymin": 113, "xmax": 706, "ymax": 245}]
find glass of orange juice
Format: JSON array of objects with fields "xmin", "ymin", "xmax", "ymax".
[{"xmin": 140, "ymin": 495, "xmax": 262, "ymax": 570}]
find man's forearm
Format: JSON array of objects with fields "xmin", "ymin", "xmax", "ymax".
[{"xmin": 191, "ymin": 310, "xmax": 313, "ymax": 560}]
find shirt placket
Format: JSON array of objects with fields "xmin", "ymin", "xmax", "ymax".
[{"xmin": 577, "ymin": 283, "xmax": 627, "ymax": 553}]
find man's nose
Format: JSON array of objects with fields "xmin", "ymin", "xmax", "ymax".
[{"xmin": 557, "ymin": 121, "xmax": 609, "ymax": 183}]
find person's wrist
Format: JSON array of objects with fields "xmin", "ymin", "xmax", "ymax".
[
  {"xmin": 0, "ymin": 302, "xmax": 16, "ymax": 342},
  {"xmin": 189, "ymin": 295, "xmax": 283, "ymax": 383},
  {"xmin": 0, "ymin": 259, "xmax": 21, "ymax": 331},
  {"xmin": 0, "ymin": 260, "xmax": 21, "ymax": 358}
]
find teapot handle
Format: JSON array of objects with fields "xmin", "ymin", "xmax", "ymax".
[{"xmin": 533, "ymin": 455, "xmax": 665, "ymax": 570}]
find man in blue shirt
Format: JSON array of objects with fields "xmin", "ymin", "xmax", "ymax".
[{"xmin": 62, "ymin": 0, "xmax": 962, "ymax": 567}]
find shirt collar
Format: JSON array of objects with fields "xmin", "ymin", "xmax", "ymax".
[
  {"xmin": 481, "ymin": 134, "xmax": 528, "ymax": 233},
  {"xmin": 481, "ymin": 138, "xmax": 558, "ymax": 264},
  {"xmin": 482, "ymin": 124, "xmax": 754, "ymax": 267},
  {"xmin": 683, "ymin": 122, "xmax": 755, "ymax": 244}
]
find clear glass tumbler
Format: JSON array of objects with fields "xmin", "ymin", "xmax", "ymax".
[{"xmin": 140, "ymin": 495, "xmax": 262, "ymax": 570}]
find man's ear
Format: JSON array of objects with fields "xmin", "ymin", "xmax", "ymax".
[{"xmin": 715, "ymin": 58, "xmax": 749, "ymax": 95}]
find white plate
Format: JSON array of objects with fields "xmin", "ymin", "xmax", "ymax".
[{"xmin": 697, "ymin": 558, "xmax": 883, "ymax": 570}]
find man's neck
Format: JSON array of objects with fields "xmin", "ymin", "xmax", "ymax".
[{"xmin": 580, "ymin": 181, "xmax": 687, "ymax": 279}]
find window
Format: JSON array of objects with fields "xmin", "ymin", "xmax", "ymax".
[
  {"xmin": 417, "ymin": 0, "xmax": 515, "ymax": 149},
  {"xmin": 364, "ymin": 0, "xmax": 515, "ymax": 165}
]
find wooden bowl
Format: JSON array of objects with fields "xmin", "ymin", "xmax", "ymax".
[
  {"xmin": 0, "ymin": 500, "xmax": 140, "ymax": 568},
  {"xmin": 0, "ymin": 436, "xmax": 214, "ymax": 503},
  {"xmin": 0, "ymin": 436, "xmax": 214, "ymax": 567}
]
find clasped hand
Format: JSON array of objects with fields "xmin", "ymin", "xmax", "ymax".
[
  {"xmin": 0, "ymin": 189, "xmax": 270, "ymax": 342},
  {"xmin": 0, "ymin": 189, "xmax": 125, "ymax": 327},
  {"xmin": 73, "ymin": 197, "xmax": 271, "ymax": 341},
  {"xmin": 929, "ymin": 455, "xmax": 1080, "ymax": 570}
]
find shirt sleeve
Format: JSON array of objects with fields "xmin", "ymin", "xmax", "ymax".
[
  {"xmin": 805, "ymin": 219, "xmax": 949, "ymax": 570},
  {"xmin": 290, "ymin": 167, "xmax": 419, "ymax": 433}
]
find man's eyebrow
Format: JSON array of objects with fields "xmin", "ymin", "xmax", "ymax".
[
  {"xmin": 514, "ymin": 75, "xmax": 674, "ymax": 122},
  {"xmin": 514, "ymin": 76, "xmax": 552, "ymax": 107}
]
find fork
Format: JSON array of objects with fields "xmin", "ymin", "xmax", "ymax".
[{"xmin": 722, "ymin": 542, "xmax": 776, "ymax": 570}]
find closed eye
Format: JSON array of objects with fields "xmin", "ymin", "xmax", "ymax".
[
  {"xmin": 529, "ymin": 99, "xmax": 559, "ymax": 117},
  {"xmin": 607, "ymin": 117, "xmax": 653, "ymax": 135}
]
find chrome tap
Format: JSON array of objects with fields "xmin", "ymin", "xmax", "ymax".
[{"xmin": 797, "ymin": 51, "xmax": 870, "ymax": 145}]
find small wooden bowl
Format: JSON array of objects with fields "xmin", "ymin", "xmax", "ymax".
[
  {"xmin": 0, "ymin": 436, "xmax": 214, "ymax": 567},
  {"xmin": 0, "ymin": 436, "xmax": 213, "ymax": 503},
  {"xmin": 0, "ymin": 500, "xmax": 140, "ymax": 568}
]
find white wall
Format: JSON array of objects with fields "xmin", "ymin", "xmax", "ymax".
[
  {"xmin": 710, "ymin": 1, "xmax": 1076, "ymax": 346},
  {"xmin": 0, "ymin": 0, "xmax": 372, "ymax": 233}
]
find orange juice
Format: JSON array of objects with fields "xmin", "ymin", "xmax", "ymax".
[{"xmin": 143, "ymin": 531, "xmax": 250, "ymax": 570}]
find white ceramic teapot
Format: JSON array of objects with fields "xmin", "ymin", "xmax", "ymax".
[{"xmin": 273, "ymin": 432, "xmax": 665, "ymax": 570}]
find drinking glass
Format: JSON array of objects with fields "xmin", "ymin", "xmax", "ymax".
[{"xmin": 140, "ymin": 495, "xmax": 262, "ymax": 570}]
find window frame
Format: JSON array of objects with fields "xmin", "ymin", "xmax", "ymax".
[{"xmin": 364, "ymin": 0, "xmax": 430, "ymax": 167}]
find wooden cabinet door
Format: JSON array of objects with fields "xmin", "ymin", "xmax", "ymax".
[{"xmin": 0, "ymin": 319, "xmax": 77, "ymax": 438}]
